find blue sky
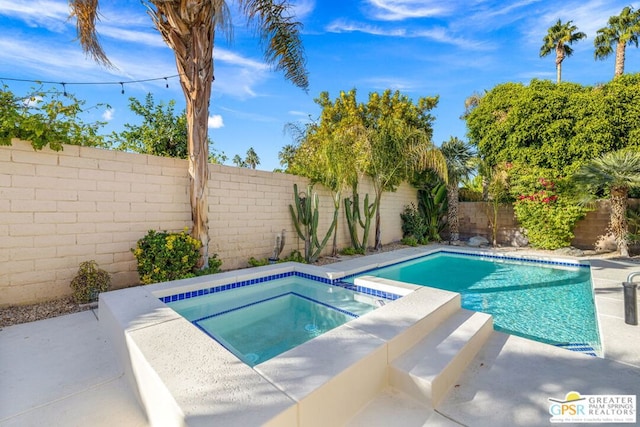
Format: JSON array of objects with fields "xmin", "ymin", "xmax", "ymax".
[{"xmin": 1, "ymin": 0, "xmax": 639, "ymax": 171}]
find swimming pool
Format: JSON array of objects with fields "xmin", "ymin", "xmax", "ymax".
[
  {"xmin": 347, "ymin": 251, "xmax": 602, "ymax": 355},
  {"xmin": 167, "ymin": 276, "xmax": 380, "ymax": 365}
]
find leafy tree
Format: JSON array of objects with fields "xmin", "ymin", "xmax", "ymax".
[
  {"xmin": 110, "ymin": 93, "xmax": 188, "ymax": 158},
  {"xmin": 357, "ymin": 90, "xmax": 446, "ymax": 249},
  {"xmin": 288, "ymin": 92, "xmax": 360, "ymax": 255},
  {"xmin": 0, "ymin": 85, "xmax": 106, "ymax": 150},
  {"xmin": 540, "ymin": 19, "xmax": 586, "ymax": 83},
  {"xmin": 465, "ymin": 78, "xmax": 640, "ymax": 178},
  {"xmin": 110, "ymin": 93, "xmax": 226, "ymax": 163},
  {"xmin": 440, "ymin": 137, "xmax": 476, "ymax": 242},
  {"xmin": 594, "ymin": 6, "xmax": 640, "ymax": 78},
  {"xmin": 573, "ymin": 149, "xmax": 640, "ymax": 257},
  {"xmin": 70, "ymin": 0, "xmax": 308, "ymax": 268}
]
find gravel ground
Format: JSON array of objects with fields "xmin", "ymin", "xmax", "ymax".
[{"xmin": 2, "ymin": 241, "xmax": 637, "ymax": 328}]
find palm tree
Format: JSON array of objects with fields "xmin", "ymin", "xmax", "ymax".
[
  {"xmin": 245, "ymin": 147, "xmax": 260, "ymax": 169},
  {"xmin": 540, "ymin": 19, "xmax": 586, "ymax": 83},
  {"xmin": 573, "ymin": 150, "xmax": 640, "ymax": 257},
  {"xmin": 69, "ymin": 1, "xmax": 308, "ymax": 268},
  {"xmin": 440, "ymin": 137, "xmax": 475, "ymax": 242},
  {"xmin": 594, "ymin": 6, "xmax": 640, "ymax": 78}
]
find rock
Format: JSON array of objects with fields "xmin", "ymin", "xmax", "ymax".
[
  {"xmin": 595, "ymin": 233, "xmax": 617, "ymax": 253},
  {"xmin": 553, "ymin": 247, "xmax": 585, "ymax": 257},
  {"xmin": 468, "ymin": 236, "xmax": 489, "ymax": 247}
]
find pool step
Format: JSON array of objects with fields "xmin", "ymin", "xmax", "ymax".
[{"xmin": 389, "ymin": 309, "xmax": 493, "ymax": 408}]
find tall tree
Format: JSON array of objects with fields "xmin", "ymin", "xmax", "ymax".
[
  {"xmin": 440, "ymin": 137, "xmax": 475, "ymax": 242},
  {"xmin": 540, "ymin": 19, "xmax": 586, "ymax": 83},
  {"xmin": 232, "ymin": 154, "xmax": 247, "ymax": 167},
  {"xmin": 69, "ymin": 0, "xmax": 308, "ymax": 268},
  {"xmin": 594, "ymin": 6, "xmax": 640, "ymax": 78},
  {"xmin": 245, "ymin": 147, "xmax": 260, "ymax": 169},
  {"xmin": 573, "ymin": 149, "xmax": 640, "ymax": 257},
  {"xmin": 357, "ymin": 90, "xmax": 447, "ymax": 249}
]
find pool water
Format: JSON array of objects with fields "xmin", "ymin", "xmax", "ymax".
[
  {"xmin": 168, "ymin": 277, "xmax": 378, "ymax": 365},
  {"xmin": 350, "ymin": 252, "xmax": 601, "ymax": 354}
]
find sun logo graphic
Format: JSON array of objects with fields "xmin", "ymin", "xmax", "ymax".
[
  {"xmin": 549, "ymin": 391, "xmax": 586, "ymax": 418},
  {"xmin": 549, "ymin": 391, "xmax": 636, "ymax": 423}
]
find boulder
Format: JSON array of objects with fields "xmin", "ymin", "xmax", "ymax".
[{"xmin": 468, "ymin": 236, "xmax": 489, "ymax": 247}]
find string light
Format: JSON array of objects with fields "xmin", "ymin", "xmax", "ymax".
[{"xmin": 0, "ymin": 74, "xmax": 181, "ymax": 95}]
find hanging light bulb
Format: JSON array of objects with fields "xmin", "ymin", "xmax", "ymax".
[
  {"xmin": 120, "ymin": 82, "xmax": 124, "ymax": 94},
  {"xmin": 61, "ymin": 83, "xmax": 67, "ymax": 97},
  {"xmin": 164, "ymin": 77, "xmax": 169, "ymax": 88}
]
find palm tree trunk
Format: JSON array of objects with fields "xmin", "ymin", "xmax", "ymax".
[
  {"xmin": 447, "ymin": 183, "xmax": 460, "ymax": 242},
  {"xmin": 152, "ymin": 4, "xmax": 214, "ymax": 268},
  {"xmin": 555, "ymin": 47, "xmax": 564, "ymax": 83},
  {"xmin": 610, "ymin": 186, "xmax": 630, "ymax": 257},
  {"xmin": 615, "ymin": 41, "xmax": 626, "ymax": 77}
]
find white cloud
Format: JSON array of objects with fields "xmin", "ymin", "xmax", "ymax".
[
  {"xmin": 326, "ymin": 19, "xmax": 406, "ymax": 36},
  {"xmin": 366, "ymin": 0, "xmax": 451, "ymax": 21},
  {"xmin": 290, "ymin": 0, "xmax": 315, "ymax": 20},
  {"xmin": 0, "ymin": 0, "xmax": 69, "ymax": 31},
  {"xmin": 102, "ymin": 108, "xmax": 114, "ymax": 121},
  {"xmin": 208, "ymin": 115, "xmax": 224, "ymax": 128}
]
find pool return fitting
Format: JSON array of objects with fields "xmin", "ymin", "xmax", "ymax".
[{"xmin": 623, "ymin": 272, "xmax": 640, "ymax": 325}]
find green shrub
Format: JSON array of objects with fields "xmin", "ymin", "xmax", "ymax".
[
  {"xmin": 339, "ymin": 247, "xmax": 365, "ymax": 256},
  {"xmin": 248, "ymin": 257, "xmax": 270, "ymax": 267},
  {"xmin": 70, "ymin": 260, "xmax": 111, "ymax": 303},
  {"xmin": 281, "ymin": 250, "xmax": 306, "ymax": 263},
  {"xmin": 132, "ymin": 229, "xmax": 221, "ymax": 284},
  {"xmin": 513, "ymin": 178, "xmax": 587, "ymax": 249},
  {"xmin": 400, "ymin": 203, "xmax": 429, "ymax": 241},
  {"xmin": 401, "ymin": 236, "xmax": 418, "ymax": 246}
]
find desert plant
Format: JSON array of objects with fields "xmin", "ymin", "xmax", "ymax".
[
  {"xmin": 70, "ymin": 260, "xmax": 110, "ymax": 304},
  {"xmin": 289, "ymin": 184, "xmax": 337, "ymax": 263},
  {"xmin": 132, "ymin": 229, "xmax": 221, "ymax": 284},
  {"xmin": 344, "ymin": 186, "xmax": 376, "ymax": 252}
]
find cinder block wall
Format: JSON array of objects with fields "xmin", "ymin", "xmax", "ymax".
[
  {"xmin": 458, "ymin": 200, "xmax": 640, "ymax": 249},
  {"xmin": 0, "ymin": 140, "xmax": 415, "ymax": 306}
]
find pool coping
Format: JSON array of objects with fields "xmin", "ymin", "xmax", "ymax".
[{"xmin": 98, "ymin": 244, "xmax": 638, "ymax": 426}]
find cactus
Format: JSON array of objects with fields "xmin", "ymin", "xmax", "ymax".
[
  {"xmin": 289, "ymin": 184, "xmax": 337, "ymax": 263},
  {"xmin": 270, "ymin": 229, "xmax": 286, "ymax": 260},
  {"xmin": 344, "ymin": 186, "xmax": 375, "ymax": 252}
]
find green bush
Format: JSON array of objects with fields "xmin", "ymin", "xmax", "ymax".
[
  {"xmin": 70, "ymin": 260, "xmax": 111, "ymax": 303},
  {"xmin": 400, "ymin": 203, "xmax": 429, "ymax": 241},
  {"xmin": 401, "ymin": 236, "xmax": 418, "ymax": 247},
  {"xmin": 513, "ymin": 179, "xmax": 587, "ymax": 249},
  {"xmin": 132, "ymin": 229, "xmax": 221, "ymax": 284},
  {"xmin": 339, "ymin": 247, "xmax": 365, "ymax": 256},
  {"xmin": 248, "ymin": 257, "xmax": 270, "ymax": 267}
]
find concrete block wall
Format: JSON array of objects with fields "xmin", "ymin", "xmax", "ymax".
[
  {"xmin": 458, "ymin": 200, "xmax": 640, "ymax": 250},
  {"xmin": 1, "ymin": 140, "xmax": 416, "ymax": 306}
]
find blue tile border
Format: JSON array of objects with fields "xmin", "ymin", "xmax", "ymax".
[
  {"xmin": 159, "ymin": 249, "xmax": 583, "ymax": 305},
  {"xmin": 337, "ymin": 249, "xmax": 590, "ymax": 284},
  {"xmin": 159, "ymin": 270, "xmax": 400, "ymax": 304}
]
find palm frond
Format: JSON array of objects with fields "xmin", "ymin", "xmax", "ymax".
[
  {"xmin": 69, "ymin": 0, "xmax": 113, "ymax": 68},
  {"xmin": 240, "ymin": 0, "xmax": 309, "ymax": 91}
]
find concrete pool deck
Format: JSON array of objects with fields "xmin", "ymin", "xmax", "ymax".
[{"xmin": 1, "ymin": 245, "xmax": 639, "ymax": 426}]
